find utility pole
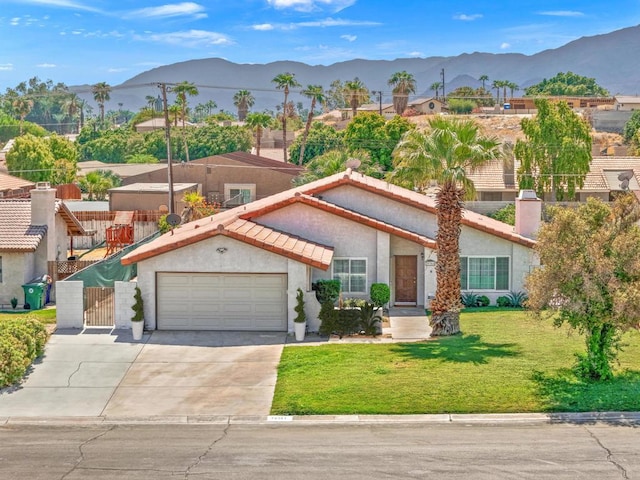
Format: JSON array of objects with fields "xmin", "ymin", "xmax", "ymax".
[
  {"xmin": 441, "ymin": 68, "xmax": 446, "ymax": 99},
  {"xmin": 159, "ymin": 83, "xmax": 175, "ymax": 215},
  {"xmin": 372, "ymin": 90, "xmax": 383, "ymax": 115}
]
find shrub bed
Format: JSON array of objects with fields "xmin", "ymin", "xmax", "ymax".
[{"xmin": 0, "ymin": 318, "xmax": 49, "ymax": 388}]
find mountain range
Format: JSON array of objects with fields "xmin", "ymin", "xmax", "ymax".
[{"xmin": 76, "ymin": 24, "xmax": 640, "ymax": 115}]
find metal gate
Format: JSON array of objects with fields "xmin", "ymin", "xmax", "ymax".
[{"xmin": 84, "ymin": 287, "xmax": 115, "ymax": 327}]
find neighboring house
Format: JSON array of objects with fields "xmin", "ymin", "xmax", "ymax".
[
  {"xmin": 407, "ymin": 97, "xmax": 447, "ymax": 115},
  {"xmin": 121, "ymin": 169, "xmax": 538, "ymax": 333},
  {"xmin": 121, "ymin": 152, "xmax": 304, "ymax": 209},
  {"xmin": 0, "ymin": 183, "xmax": 91, "ymax": 305},
  {"xmin": 342, "ymin": 103, "xmax": 395, "ymax": 120},
  {"xmin": 0, "ymin": 171, "xmax": 35, "ymax": 199},
  {"xmin": 614, "ymin": 95, "xmax": 640, "ymax": 111},
  {"xmin": 76, "ymin": 161, "xmax": 166, "ymax": 181},
  {"xmin": 509, "ymin": 97, "xmax": 614, "ymax": 110},
  {"xmin": 108, "ymin": 183, "xmax": 199, "ymax": 212},
  {"xmin": 468, "ymin": 156, "xmax": 640, "ymax": 202},
  {"xmin": 134, "ymin": 118, "xmax": 196, "ymax": 133}
]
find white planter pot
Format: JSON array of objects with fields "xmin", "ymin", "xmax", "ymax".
[
  {"xmin": 132, "ymin": 320, "xmax": 144, "ymax": 341},
  {"xmin": 294, "ymin": 322, "xmax": 306, "ymax": 341}
]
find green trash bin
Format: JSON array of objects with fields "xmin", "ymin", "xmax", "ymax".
[{"xmin": 22, "ymin": 281, "xmax": 46, "ymax": 310}]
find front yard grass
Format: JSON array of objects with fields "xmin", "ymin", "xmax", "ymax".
[
  {"xmin": 271, "ymin": 309, "xmax": 640, "ymax": 415},
  {"xmin": 0, "ymin": 308, "xmax": 57, "ymax": 325}
]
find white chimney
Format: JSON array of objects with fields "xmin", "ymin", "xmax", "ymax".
[
  {"xmin": 515, "ymin": 190, "xmax": 542, "ymax": 239},
  {"xmin": 31, "ymin": 182, "xmax": 58, "ymax": 261}
]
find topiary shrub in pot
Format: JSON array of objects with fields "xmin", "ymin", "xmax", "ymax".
[
  {"xmin": 131, "ymin": 286, "xmax": 145, "ymax": 341},
  {"xmin": 293, "ymin": 288, "xmax": 307, "ymax": 341}
]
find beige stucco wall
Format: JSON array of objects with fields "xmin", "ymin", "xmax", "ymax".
[
  {"xmin": 136, "ymin": 235, "xmax": 292, "ymax": 330},
  {"xmin": 0, "ymin": 252, "xmax": 30, "ymax": 305}
]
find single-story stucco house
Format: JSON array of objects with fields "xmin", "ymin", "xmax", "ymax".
[{"xmin": 120, "ymin": 169, "xmax": 540, "ymax": 334}]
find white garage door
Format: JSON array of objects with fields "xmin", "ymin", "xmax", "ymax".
[{"xmin": 157, "ymin": 273, "xmax": 287, "ymax": 331}]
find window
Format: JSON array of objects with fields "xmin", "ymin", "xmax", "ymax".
[
  {"xmin": 224, "ymin": 184, "xmax": 255, "ymax": 206},
  {"xmin": 332, "ymin": 258, "xmax": 367, "ymax": 293},
  {"xmin": 460, "ymin": 256, "xmax": 509, "ymax": 291}
]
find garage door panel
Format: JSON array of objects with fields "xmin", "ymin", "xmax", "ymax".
[{"xmin": 157, "ymin": 273, "xmax": 287, "ymax": 331}]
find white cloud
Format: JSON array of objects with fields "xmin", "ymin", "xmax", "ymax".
[
  {"xmin": 408, "ymin": 51, "xmax": 423, "ymax": 57},
  {"xmin": 107, "ymin": 67, "xmax": 128, "ymax": 73},
  {"xmin": 0, "ymin": 64, "xmax": 14, "ymax": 71},
  {"xmin": 267, "ymin": 0, "xmax": 355, "ymax": 13},
  {"xmin": 453, "ymin": 13, "xmax": 483, "ymax": 21},
  {"xmin": 538, "ymin": 10, "xmax": 584, "ymax": 17},
  {"xmin": 261, "ymin": 17, "xmax": 379, "ymax": 30},
  {"xmin": 134, "ymin": 29, "xmax": 234, "ymax": 48},
  {"xmin": 252, "ymin": 23, "xmax": 274, "ymax": 31},
  {"xmin": 36, "ymin": 63, "xmax": 56, "ymax": 68},
  {"xmin": 125, "ymin": 2, "xmax": 207, "ymax": 20},
  {"xmin": 341, "ymin": 34, "xmax": 356, "ymax": 42},
  {"xmin": 14, "ymin": 0, "xmax": 102, "ymax": 13},
  {"xmin": 10, "ymin": 17, "xmax": 20, "ymax": 26},
  {"xmin": 500, "ymin": 42, "xmax": 511, "ymax": 49}
]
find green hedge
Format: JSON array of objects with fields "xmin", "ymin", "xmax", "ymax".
[{"xmin": 0, "ymin": 319, "xmax": 49, "ymax": 387}]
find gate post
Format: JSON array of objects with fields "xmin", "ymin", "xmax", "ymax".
[
  {"xmin": 114, "ymin": 281, "xmax": 137, "ymax": 329},
  {"xmin": 56, "ymin": 281, "xmax": 85, "ymax": 329}
]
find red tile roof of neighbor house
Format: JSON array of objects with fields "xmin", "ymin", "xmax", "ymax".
[
  {"xmin": 122, "ymin": 169, "xmax": 535, "ymax": 266},
  {"xmin": 0, "ymin": 199, "xmax": 89, "ymax": 252},
  {"xmin": 0, "ymin": 171, "xmax": 35, "ymax": 194}
]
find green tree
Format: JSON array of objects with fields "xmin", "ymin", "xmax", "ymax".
[
  {"xmin": 298, "ymin": 85, "xmax": 325, "ymax": 166},
  {"xmin": 184, "ymin": 124, "xmax": 252, "ymax": 160},
  {"xmin": 0, "ymin": 111, "xmax": 47, "ymax": 142},
  {"xmin": 447, "ymin": 99, "xmax": 476, "ymax": 114},
  {"xmin": 6, "ymin": 134, "xmax": 54, "ymax": 182},
  {"xmin": 325, "ymin": 79, "xmax": 348, "ymax": 110},
  {"xmin": 388, "ymin": 71, "xmax": 417, "ymax": 115},
  {"xmin": 233, "ymin": 89, "xmax": 255, "ymax": 121},
  {"xmin": 245, "ymin": 112, "xmax": 273, "ymax": 157},
  {"xmin": 91, "ymin": 82, "xmax": 111, "ymax": 123},
  {"xmin": 623, "ymin": 110, "xmax": 640, "ymax": 143},
  {"xmin": 289, "ymin": 122, "xmax": 344, "ymax": 165},
  {"xmin": 389, "ymin": 117, "xmax": 500, "ymax": 336},
  {"xmin": 343, "ymin": 77, "xmax": 369, "ymax": 119},
  {"xmin": 12, "ymin": 96, "xmax": 33, "ymax": 135},
  {"xmin": 479, "ymin": 75, "xmax": 489, "ymax": 90},
  {"xmin": 430, "ymin": 82, "xmax": 442, "ymax": 99},
  {"xmin": 294, "ymin": 149, "xmax": 378, "ymax": 185},
  {"xmin": 78, "ymin": 170, "xmax": 114, "ymax": 200},
  {"xmin": 514, "ymin": 99, "xmax": 592, "ymax": 202},
  {"xmin": 48, "ymin": 134, "xmax": 78, "ymax": 184},
  {"xmin": 526, "ymin": 195, "xmax": 640, "ymax": 381},
  {"xmin": 524, "ymin": 71, "xmax": 609, "ymax": 97},
  {"xmin": 272, "ymin": 72, "xmax": 301, "ymax": 162},
  {"xmin": 173, "ymin": 81, "xmax": 199, "ymax": 162}
]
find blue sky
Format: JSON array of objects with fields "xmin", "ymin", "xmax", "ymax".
[{"xmin": 0, "ymin": 0, "xmax": 638, "ymax": 89}]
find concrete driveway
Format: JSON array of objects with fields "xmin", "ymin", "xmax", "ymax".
[{"xmin": 0, "ymin": 329, "xmax": 286, "ymax": 418}]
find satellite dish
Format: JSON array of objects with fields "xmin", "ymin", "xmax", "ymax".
[
  {"xmin": 620, "ymin": 179, "xmax": 630, "ymax": 191},
  {"xmin": 166, "ymin": 213, "xmax": 181, "ymax": 226},
  {"xmin": 618, "ymin": 170, "xmax": 633, "ymax": 181},
  {"xmin": 345, "ymin": 158, "xmax": 361, "ymax": 170}
]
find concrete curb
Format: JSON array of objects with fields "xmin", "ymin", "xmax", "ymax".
[{"xmin": 3, "ymin": 412, "xmax": 640, "ymax": 426}]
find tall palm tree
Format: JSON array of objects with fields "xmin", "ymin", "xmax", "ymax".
[
  {"xmin": 12, "ymin": 96, "xmax": 33, "ymax": 135},
  {"xmin": 173, "ymin": 81, "xmax": 199, "ymax": 163},
  {"xmin": 343, "ymin": 77, "xmax": 369, "ymax": 119},
  {"xmin": 389, "ymin": 117, "xmax": 500, "ymax": 336},
  {"xmin": 479, "ymin": 75, "xmax": 489, "ymax": 90},
  {"xmin": 491, "ymin": 80, "xmax": 502, "ymax": 104},
  {"xmin": 388, "ymin": 71, "xmax": 417, "ymax": 115},
  {"xmin": 298, "ymin": 85, "xmax": 325, "ymax": 166},
  {"xmin": 204, "ymin": 99, "xmax": 217, "ymax": 116},
  {"xmin": 507, "ymin": 81, "xmax": 519, "ymax": 99},
  {"xmin": 430, "ymin": 82, "xmax": 442, "ymax": 99},
  {"xmin": 233, "ymin": 89, "xmax": 255, "ymax": 121},
  {"xmin": 145, "ymin": 95, "xmax": 157, "ymax": 111},
  {"xmin": 62, "ymin": 93, "xmax": 81, "ymax": 133},
  {"xmin": 272, "ymin": 72, "xmax": 301, "ymax": 162},
  {"xmin": 91, "ymin": 82, "xmax": 111, "ymax": 123},
  {"xmin": 245, "ymin": 112, "xmax": 272, "ymax": 157}
]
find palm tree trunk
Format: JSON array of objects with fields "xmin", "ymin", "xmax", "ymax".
[
  {"xmin": 298, "ymin": 98, "xmax": 316, "ymax": 166},
  {"xmin": 430, "ymin": 181, "xmax": 463, "ymax": 336},
  {"xmin": 256, "ymin": 126, "xmax": 262, "ymax": 156},
  {"xmin": 282, "ymin": 87, "xmax": 289, "ymax": 162}
]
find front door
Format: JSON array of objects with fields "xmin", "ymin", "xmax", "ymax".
[{"xmin": 395, "ymin": 255, "xmax": 417, "ymax": 305}]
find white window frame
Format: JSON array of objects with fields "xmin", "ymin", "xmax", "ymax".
[
  {"xmin": 332, "ymin": 257, "xmax": 367, "ymax": 294},
  {"xmin": 224, "ymin": 183, "xmax": 256, "ymax": 206},
  {"xmin": 460, "ymin": 256, "xmax": 510, "ymax": 292}
]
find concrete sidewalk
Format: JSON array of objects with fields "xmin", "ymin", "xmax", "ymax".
[
  {"xmin": 388, "ymin": 306, "xmax": 431, "ymax": 340},
  {"xmin": 0, "ymin": 329, "xmax": 285, "ymax": 418}
]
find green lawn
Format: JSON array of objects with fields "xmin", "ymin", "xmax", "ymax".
[
  {"xmin": 0, "ymin": 308, "xmax": 57, "ymax": 324},
  {"xmin": 271, "ymin": 309, "xmax": 640, "ymax": 415}
]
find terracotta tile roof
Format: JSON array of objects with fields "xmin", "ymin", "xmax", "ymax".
[
  {"xmin": 466, "ymin": 159, "xmax": 517, "ymax": 191},
  {"xmin": 121, "ymin": 215, "xmax": 334, "ymax": 269},
  {"xmin": 0, "ymin": 200, "xmax": 47, "ymax": 251},
  {"xmin": 0, "ymin": 171, "xmax": 35, "ymax": 195},
  {"xmin": 583, "ymin": 157, "xmax": 640, "ymax": 191},
  {"xmin": 241, "ymin": 193, "xmax": 438, "ymax": 249},
  {"xmin": 122, "ymin": 169, "xmax": 535, "ymax": 266},
  {"xmin": 0, "ymin": 198, "xmax": 90, "ymax": 251}
]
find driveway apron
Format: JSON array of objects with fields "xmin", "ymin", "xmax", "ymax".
[{"xmin": 0, "ymin": 329, "xmax": 286, "ymax": 418}]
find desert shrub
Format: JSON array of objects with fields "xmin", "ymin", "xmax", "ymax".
[
  {"xmin": 358, "ymin": 302, "xmax": 380, "ymax": 336},
  {"xmin": 342, "ymin": 297, "xmax": 366, "ymax": 308},
  {"xmin": 461, "ymin": 292, "xmax": 479, "ymax": 308},
  {"xmin": 477, "ymin": 295, "xmax": 490, "ymax": 307},
  {"xmin": 370, "ymin": 283, "xmax": 390, "ymax": 308},
  {"xmin": 0, "ymin": 318, "xmax": 49, "ymax": 387},
  {"xmin": 313, "ymin": 279, "xmax": 341, "ymax": 304},
  {"xmin": 489, "ymin": 203, "xmax": 516, "ymax": 226},
  {"xmin": 496, "ymin": 296, "xmax": 511, "ymax": 308},
  {"xmin": 507, "ymin": 291, "xmax": 528, "ymax": 308}
]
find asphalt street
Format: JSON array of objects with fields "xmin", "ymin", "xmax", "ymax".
[{"xmin": 1, "ymin": 420, "xmax": 638, "ymax": 479}]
